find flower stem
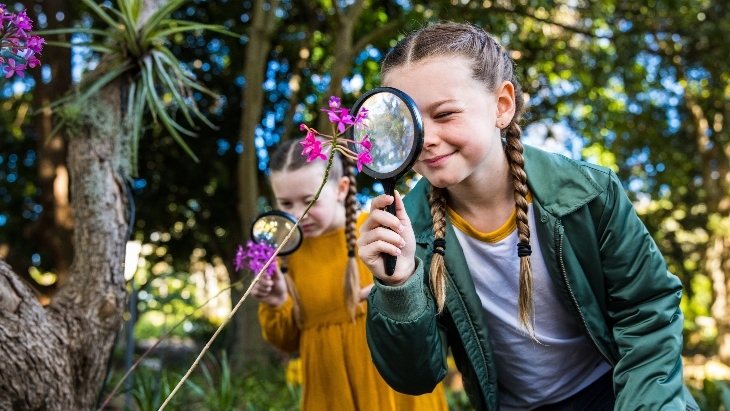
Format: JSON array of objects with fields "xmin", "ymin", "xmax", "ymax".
[{"xmin": 159, "ymin": 150, "xmax": 337, "ymax": 410}]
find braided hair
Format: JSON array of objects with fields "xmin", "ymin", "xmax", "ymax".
[
  {"xmin": 269, "ymin": 139, "xmax": 362, "ymax": 326},
  {"xmin": 381, "ymin": 22, "xmax": 534, "ymax": 335}
]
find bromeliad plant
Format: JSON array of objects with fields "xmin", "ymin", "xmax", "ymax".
[
  {"xmin": 36, "ymin": 0, "xmax": 236, "ymax": 173},
  {"xmin": 0, "ymin": 4, "xmax": 44, "ymax": 78},
  {"xmin": 161, "ymin": 96, "xmax": 372, "ymax": 409}
]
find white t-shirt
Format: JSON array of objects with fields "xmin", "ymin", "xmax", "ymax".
[{"xmin": 448, "ymin": 200, "xmax": 611, "ymax": 410}]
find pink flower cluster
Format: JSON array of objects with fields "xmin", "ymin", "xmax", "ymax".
[
  {"xmin": 234, "ymin": 240, "xmax": 277, "ymax": 278},
  {"xmin": 299, "ymin": 96, "xmax": 373, "ymax": 172},
  {"xmin": 1, "ymin": 4, "xmax": 44, "ymax": 79}
]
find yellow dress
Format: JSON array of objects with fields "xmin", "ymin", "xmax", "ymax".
[{"xmin": 258, "ymin": 214, "xmax": 448, "ymax": 411}]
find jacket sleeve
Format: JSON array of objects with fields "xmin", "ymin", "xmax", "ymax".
[
  {"xmin": 598, "ymin": 171, "xmax": 687, "ymax": 409},
  {"xmin": 366, "ymin": 259, "xmax": 449, "ymax": 395},
  {"xmin": 258, "ymin": 297, "xmax": 300, "ymax": 354}
]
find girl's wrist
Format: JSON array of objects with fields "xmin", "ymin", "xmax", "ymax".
[{"xmin": 263, "ymin": 293, "xmax": 289, "ymax": 308}]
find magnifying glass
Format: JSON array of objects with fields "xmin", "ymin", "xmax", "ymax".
[
  {"xmin": 250, "ymin": 210, "xmax": 303, "ymax": 256},
  {"xmin": 348, "ymin": 87, "xmax": 424, "ymax": 275}
]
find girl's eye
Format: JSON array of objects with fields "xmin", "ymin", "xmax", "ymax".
[
  {"xmin": 279, "ymin": 202, "xmax": 292, "ymax": 208},
  {"xmin": 435, "ymin": 111, "xmax": 453, "ymax": 119}
]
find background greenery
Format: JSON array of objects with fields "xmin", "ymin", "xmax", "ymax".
[{"xmin": 2, "ymin": 0, "xmax": 730, "ymax": 408}]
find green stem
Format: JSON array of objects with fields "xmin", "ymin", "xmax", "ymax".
[{"xmin": 159, "ymin": 147, "xmax": 338, "ymax": 410}]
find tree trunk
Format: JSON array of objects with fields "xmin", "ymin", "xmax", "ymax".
[
  {"xmin": 230, "ymin": 0, "xmax": 282, "ymax": 366},
  {"xmin": 0, "ymin": 86, "xmax": 130, "ymax": 409},
  {"xmin": 687, "ymin": 92, "xmax": 730, "ymax": 364},
  {"xmin": 0, "ymin": 0, "xmax": 166, "ymax": 406}
]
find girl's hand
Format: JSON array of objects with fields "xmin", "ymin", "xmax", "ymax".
[
  {"xmin": 251, "ymin": 266, "xmax": 289, "ymax": 308},
  {"xmin": 358, "ymin": 284, "xmax": 374, "ymax": 302},
  {"xmin": 357, "ymin": 191, "xmax": 416, "ymax": 286}
]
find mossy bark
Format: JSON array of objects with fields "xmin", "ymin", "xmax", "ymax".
[{"xmin": 0, "ymin": 81, "xmax": 131, "ymax": 410}]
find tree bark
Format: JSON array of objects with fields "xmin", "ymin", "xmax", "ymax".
[
  {"xmin": 231, "ymin": 0, "xmax": 282, "ymax": 366},
  {"xmin": 0, "ymin": 86, "xmax": 130, "ymax": 409}
]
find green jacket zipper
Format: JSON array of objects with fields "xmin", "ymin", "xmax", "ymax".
[{"xmin": 557, "ymin": 222, "xmax": 615, "ymax": 367}]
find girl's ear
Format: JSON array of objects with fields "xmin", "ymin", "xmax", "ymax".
[
  {"xmin": 495, "ymin": 81, "xmax": 516, "ymax": 128},
  {"xmin": 336, "ymin": 176, "xmax": 350, "ymax": 202}
]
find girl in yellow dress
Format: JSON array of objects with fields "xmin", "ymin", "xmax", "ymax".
[{"xmin": 251, "ymin": 138, "xmax": 448, "ymax": 411}]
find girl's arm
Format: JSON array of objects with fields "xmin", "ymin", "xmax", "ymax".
[
  {"xmin": 598, "ymin": 171, "xmax": 687, "ymax": 408},
  {"xmin": 360, "ymin": 192, "xmax": 448, "ymax": 394},
  {"xmin": 255, "ymin": 268, "xmax": 300, "ymax": 353},
  {"xmin": 366, "ymin": 260, "xmax": 449, "ymax": 394}
]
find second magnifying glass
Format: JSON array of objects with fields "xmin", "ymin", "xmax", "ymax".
[{"xmin": 348, "ymin": 87, "xmax": 424, "ymax": 276}]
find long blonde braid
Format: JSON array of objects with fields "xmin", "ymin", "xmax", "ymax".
[
  {"xmin": 342, "ymin": 156, "xmax": 361, "ymax": 321},
  {"xmin": 429, "ymin": 186, "xmax": 448, "ymax": 314},
  {"xmin": 504, "ymin": 121, "xmax": 534, "ymax": 335}
]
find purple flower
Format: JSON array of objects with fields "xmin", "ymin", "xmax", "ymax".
[
  {"xmin": 356, "ymin": 149, "xmax": 373, "ymax": 172},
  {"xmin": 26, "ymin": 36, "xmax": 45, "ymax": 54},
  {"xmin": 234, "ymin": 241, "xmax": 277, "ymax": 278},
  {"xmin": 324, "ymin": 107, "xmax": 355, "ymax": 133},
  {"xmin": 300, "ymin": 131, "xmax": 327, "ymax": 162},
  {"xmin": 354, "ymin": 107, "xmax": 368, "ymax": 128},
  {"xmin": 26, "ymin": 54, "xmax": 40, "ymax": 68},
  {"xmin": 328, "ymin": 96, "xmax": 341, "ymax": 109},
  {"xmin": 12, "ymin": 10, "xmax": 32, "ymax": 33},
  {"xmin": 3, "ymin": 58, "xmax": 25, "ymax": 78}
]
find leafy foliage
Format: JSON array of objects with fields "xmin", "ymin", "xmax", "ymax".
[{"xmin": 36, "ymin": 0, "xmax": 238, "ymax": 173}]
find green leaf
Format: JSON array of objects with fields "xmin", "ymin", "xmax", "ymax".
[
  {"xmin": 44, "ymin": 40, "xmax": 120, "ymax": 54},
  {"xmin": 150, "ymin": 52, "xmax": 197, "ymax": 128},
  {"xmin": 151, "ymin": 22, "xmax": 238, "ymax": 41},
  {"xmin": 33, "ymin": 28, "xmax": 119, "ymax": 39},
  {"xmin": 138, "ymin": 0, "xmax": 188, "ymax": 44},
  {"xmin": 104, "ymin": 6, "xmax": 141, "ymax": 57},
  {"xmin": 141, "ymin": 62, "xmax": 199, "ymax": 162},
  {"xmin": 80, "ymin": 0, "xmax": 121, "ymax": 30},
  {"xmin": 73, "ymin": 62, "xmax": 134, "ymax": 108},
  {"xmin": 151, "ymin": 51, "xmax": 217, "ymax": 130}
]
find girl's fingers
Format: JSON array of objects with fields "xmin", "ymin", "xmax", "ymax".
[{"xmin": 358, "ymin": 284, "xmax": 374, "ymax": 302}]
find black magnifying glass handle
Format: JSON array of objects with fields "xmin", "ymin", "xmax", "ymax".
[{"xmin": 382, "ymin": 177, "xmax": 397, "ymax": 276}]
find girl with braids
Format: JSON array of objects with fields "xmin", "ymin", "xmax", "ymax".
[
  {"xmin": 359, "ymin": 22, "xmax": 698, "ymax": 410},
  {"xmin": 251, "ymin": 138, "xmax": 448, "ymax": 411}
]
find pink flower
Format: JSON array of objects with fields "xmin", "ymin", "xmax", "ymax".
[
  {"xmin": 3, "ymin": 58, "xmax": 25, "ymax": 78},
  {"xmin": 26, "ymin": 36, "xmax": 45, "ymax": 54},
  {"xmin": 354, "ymin": 107, "xmax": 368, "ymax": 128},
  {"xmin": 234, "ymin": 241, "xmax": 277, "ymax": 278},
  {"xmin": 356, "ymin": 149, "xmax": 373, "ymax": 172},
  {"xmin": 324, "ymin": 107, "xmax": 354, "ymax": 133},
  {"xmin": 26, "ymin": 54, "xmax": 40, "ymax": 68},
  {"xmin": 301, "ymin": 131, "xmax": 327, "ymax": 161},
  {"xmin": 328, "ymin": 96, "xmax": 341, "ymax": 109},
  {"xmin": 12, "ymin": 10, "xmax": 32, "ymax": 33}
]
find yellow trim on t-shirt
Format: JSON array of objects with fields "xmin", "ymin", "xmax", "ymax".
[{"xmin": 447, "ymin": 192, "xmax": 532, "ymax": 243}]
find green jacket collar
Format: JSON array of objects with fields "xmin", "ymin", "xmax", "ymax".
[{"xmin": 406, "ymin": 144, "xmax": 605, "ymax": 243}]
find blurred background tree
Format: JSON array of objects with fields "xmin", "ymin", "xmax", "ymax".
[{"xmin": 1, "ymin": 0, "xmax": 730, "ymax": 408}]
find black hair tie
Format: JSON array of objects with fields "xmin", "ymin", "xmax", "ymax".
[
  {"xmin": 433, "ymin": 238, "xmax": 446, "ymax": 256},
  {"xmin": 517, "ymin": 242, "xmax": 532, "ymax": 257},
  {"xmin": 348, "ymin": 250, "xmax": 355, "ymax": 258}
]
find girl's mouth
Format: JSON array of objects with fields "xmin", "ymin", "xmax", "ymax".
[{"xmin": 421, "ymin": 152, "xmax": 453, "ymax": 167}]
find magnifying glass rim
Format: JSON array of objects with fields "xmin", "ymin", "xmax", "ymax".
[
  {"xmin": 250, "ymin": 210, "xmax": 303, "ymax": 256},
  {"xmin": 348, "ymin": 86, "xmax": 424, "ymax": 180}
]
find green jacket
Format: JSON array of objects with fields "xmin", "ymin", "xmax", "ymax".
[{"xmin": 366, "ymin": 145, "xmax": 699, "ymax": 410}]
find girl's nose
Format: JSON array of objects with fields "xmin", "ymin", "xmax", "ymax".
[{"xmin": 422, "ymin": 121, "xmax": 439, "ymax": 148}]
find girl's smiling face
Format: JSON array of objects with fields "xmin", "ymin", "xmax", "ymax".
[
  {"xmin": 270, "ymin": 163, "xmax": 348, "ymax": 238},
  {"xmin": 383, "ymin": 55, "xmax": 515, "ymax": 189}
]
